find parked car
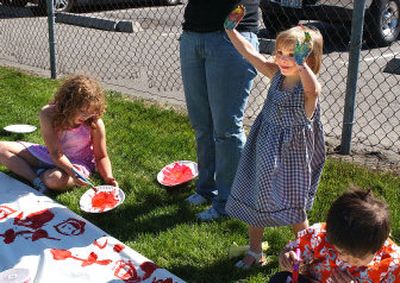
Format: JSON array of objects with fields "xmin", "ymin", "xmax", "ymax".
[
  {"xmin": 259, "ymin": 0, "xmax": 400, "ymax": 46},
  {"xmin": 0, "ymin": 0, "xmax": 181, "ymax": 12}
]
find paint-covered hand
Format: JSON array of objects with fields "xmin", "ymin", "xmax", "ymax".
[
  {"xmin": 224, "ymin": 5, "xmax": 246, "ymax": 30},
  {"xmin": 104, "ymin": 176, "xmax": 118, "ymax": 187},
  {"xmin": 294, "ymin": 31, "xmax": 312, "ymax": 65}
]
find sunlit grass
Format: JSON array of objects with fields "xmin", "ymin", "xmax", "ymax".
[{"xmin": 1, "ymin": 67, "xmax": 399, "ymax": 282}]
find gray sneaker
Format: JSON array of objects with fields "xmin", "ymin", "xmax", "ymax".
[{"xmin": 186, "ymin": 193, "xmax": 208, "ymax": 206}]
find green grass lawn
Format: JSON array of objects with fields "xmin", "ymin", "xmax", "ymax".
[{"xmin": 1, "ymin": 67, "xmax": 399, "ymax": 283}]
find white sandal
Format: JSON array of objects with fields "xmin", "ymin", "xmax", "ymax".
[{"xmin": 234, "ymin": 250, "xmax": 265, "ymax": 269}]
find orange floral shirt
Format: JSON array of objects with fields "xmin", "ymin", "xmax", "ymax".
[{"xmin": 286, "ymin": 223, "xmax": 400, "ymax": 283}]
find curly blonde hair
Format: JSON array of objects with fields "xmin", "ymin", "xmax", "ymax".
[
  {"xmin": 275, "ymin": 25, "xmax": 323, "ymax": 74},
  {"xmin": 50, "ymin": 74, "xmax": 106, "ymax": 130}
]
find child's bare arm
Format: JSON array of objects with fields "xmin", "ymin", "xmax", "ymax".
[
  {"xmin": 298, "ymin": 64, "xmax": 321, "ymax": 99},
  {"xmin": 225, "ymin": 29, "xmax": 278, "ymax": 79},
  {"xmin": 91, "ymin": 119, "xmax": 118, "ymax": 187},
  {"xmin": 294, "ymin": 32, "xmax": 321, "ymax": 118},
  {"xmin": 298, "ymin": 64, "xmax": 321, "ymax": 118}
]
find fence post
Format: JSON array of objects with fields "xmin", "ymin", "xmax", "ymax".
[
  {"xmin": 339, "ymin": 0, "xmax": 367, "ymax": 154},
  {"xmin": 47, "ymin": 0, "xmax": 57, "ymax": 79}
]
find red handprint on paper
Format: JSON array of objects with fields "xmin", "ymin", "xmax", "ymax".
[{"xmin": 50, "ymin": 249, "xmax": 112, "ymax": 267}]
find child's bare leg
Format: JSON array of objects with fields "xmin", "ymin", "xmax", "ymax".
[
  {"xmin": 292, "ymin": 219, "xmax": 309, "ymax": 235},
  {"xmin": 0, "ymin": 141, "xmax": 42, "ymax": 182},
  {"xmin": 41, "ymin": 168, "xmax": 75, "ymax": 192},
  {"xmin": 240, "ymin": 225, "xmax": 264, "ymax": 265}
]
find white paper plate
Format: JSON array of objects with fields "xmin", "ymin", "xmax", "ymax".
[
  {"xmin": 79, "ymin": 185, "xmax": 125, "ymax": 213},
  {"xmin": 157, "ymin": 160, "xmax": 198, "ymax": 187},
  {"xmin": 3, "ymin": 124, "xmax": 37, "ymax": 134}
]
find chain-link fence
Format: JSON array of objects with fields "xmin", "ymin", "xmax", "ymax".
[{"xmin": 0, "ymin": 0, "xmax": 399, "ymax": 172}]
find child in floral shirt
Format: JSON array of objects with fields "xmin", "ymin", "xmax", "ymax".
[{"xmin": 273, "ymin": 188, "xmax": 400, "ymax": 283}]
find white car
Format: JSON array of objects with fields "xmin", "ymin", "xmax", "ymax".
[{"xmin": 1, "ymin": 0, "xmax": 181, "ymax": 12}]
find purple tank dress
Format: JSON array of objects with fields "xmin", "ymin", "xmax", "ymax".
[{"xmin": 20, "ymin": 123, "xmax": 95, "ymax": 177}]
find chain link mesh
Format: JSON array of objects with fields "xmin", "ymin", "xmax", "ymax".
[{"xmin": 0, "ymin": 0, "xmax": 399, "ymax": 172}]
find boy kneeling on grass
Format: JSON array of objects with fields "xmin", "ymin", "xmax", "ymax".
[{"xmin": 272, "ymin": 187, "xmax": 400, "ymax": 283}]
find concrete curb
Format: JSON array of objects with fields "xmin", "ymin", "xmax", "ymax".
[{"xmin": 55, "ymin": 13, "xmax": 141, "ymax": 33}]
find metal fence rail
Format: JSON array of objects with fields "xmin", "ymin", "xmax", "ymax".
[{"xmin": 0, "ymin": 0, "xmax": 399, "ymax": 172}]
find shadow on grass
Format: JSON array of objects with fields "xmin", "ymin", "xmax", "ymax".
[
  {"xmin": 0, "ymin": 130, "xmax": 36, "ymax": 141},
  {"xmin": 80, "ymin": 182, "xmax": 201, "ymax": 242},
  {"xmin": 170, "ymin": 257, "xmax": 279, "ymax": 283},
  {"xmin": 1, "ymin": 168, "xmax": 200, "ymax": 242}
]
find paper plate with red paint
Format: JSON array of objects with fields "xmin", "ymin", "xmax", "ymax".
[
  {"xmin": 79, "ymin": 185, "xmax": 125, "ymax": 213},
  {"xmin": 157, "ymin": 160, "xmax": 198, "ymax": 187}
]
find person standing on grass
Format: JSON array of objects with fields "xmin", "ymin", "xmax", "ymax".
[
  {"xmin": 179, "ymin": 0, "xmax": 260, "ymax": 221},
  {"xmin": 274, "ymin": 188, "xmax": 400, "ymax": 283},
  {"xmin": 224, "ymin": 7, "xmax": 326, "ymax": 269},
  {"xmin": 0, "ymin": 74, "xmax": 118, "ymax": 193}
]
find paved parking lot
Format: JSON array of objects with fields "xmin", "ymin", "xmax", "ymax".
[{"xmin": 0, "ymin": 2, "xmax": 399, "ymax": 157}]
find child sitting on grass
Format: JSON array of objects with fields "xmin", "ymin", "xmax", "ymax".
[
  {"xmin": 274, "ymin": 187, "xmax": 400, "ymax": 283},
  {"xmin": 0, "ymin": 74, "xmax": 118, "ymax": 193}
]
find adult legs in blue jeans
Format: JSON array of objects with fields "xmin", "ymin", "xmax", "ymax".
[{"xmin": 180, "ymin": 31, "xmax": 258, "ymax": 217}]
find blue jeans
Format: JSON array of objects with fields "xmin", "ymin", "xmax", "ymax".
[{"xmin": 179, "ymin": 30, "xmax": 258, "ymax": 215}]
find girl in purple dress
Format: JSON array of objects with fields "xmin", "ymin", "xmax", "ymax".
[{"xmin": 0, "ymin": 75, "xmax": 118, "ymax": 192}]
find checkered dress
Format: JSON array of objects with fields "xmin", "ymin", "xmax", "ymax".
[{"xmin": 226, "ymin": 72, "xmax": 326, "ymax": 227}]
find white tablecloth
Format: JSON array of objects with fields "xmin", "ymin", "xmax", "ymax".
[{"xmin": 0, "ymin": 172, "xmax": 185, "ymax": 283}]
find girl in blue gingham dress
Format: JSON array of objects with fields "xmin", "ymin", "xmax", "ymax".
[
  {"xmin": 224, "ymin": 24, "xmax": 326, "ymax": 269},
  {"xmin": 227, "ymin": 72, "xmax": 326, "ymax": 227}
]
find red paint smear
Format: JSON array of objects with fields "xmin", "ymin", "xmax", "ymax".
[
  {"xmin": 51, "ymin": 249, "xmax": 112, "ymax": 267},
  {"xmin": 140, "ymin": 261, "xmax": 158, "ymax": 280},
  {"xmin": 162, "ymin": 163, "xmax": 193, "ymax": 185},
  {"xmin": 113, "ymin": 260, "xmax": 138, "ymax": 281},
  {"xmin": 51, "ymin": 249, "xmax": 72, "ymax": 260},
  {"xmin": 94, "ymin": 238, "xmax": 108, "ymax": 249},
  {"xmin": 54, "ymin": 218, "xmax": 86, "ymax": 236},
  {"xmin": 14, "ymin": 209, "xmax": 54, "ymax": 229},
  {"xmin": 113, "ymin": 243, "xmax": 125, "ymax": 253},
  {"xmin": 91, "ymin": 191, "xmax": 119, "ymax": 212},
  {"xmin": 0, "ymin": 205, "xmax": 16, "ymax": 220}
]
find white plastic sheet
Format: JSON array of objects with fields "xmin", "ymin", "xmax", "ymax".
[{"xmin": 0, "ymin": 173, "xmax": 185, "ymax": 283}]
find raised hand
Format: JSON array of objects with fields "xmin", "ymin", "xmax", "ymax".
[
  {"xmin": 294, "ymin": 31, "xmax": 312, "ymax": 65},
  {"xmin": 224, "ymin": 5, "xmax": 246, "ymax": 30}
]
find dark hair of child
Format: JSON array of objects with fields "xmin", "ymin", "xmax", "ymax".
[{"xmin": 326, "ymin": 188, "xmax": 391, "ymax": 258}]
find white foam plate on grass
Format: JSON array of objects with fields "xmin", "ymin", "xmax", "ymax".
[
  {"xmin": 4, "ymin": 124, "xmax": 37, "ymax": 134},
  {"xmin": 157, "ymin": 160, "xmax": 198, "ymax": 187},
  {"xmin": 79, "ymin": 185, "xmax": 125, "ymax": 213}
]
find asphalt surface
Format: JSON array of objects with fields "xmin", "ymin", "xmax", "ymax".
[{"xmin": 0, "ymin": 2, "xmax": 399, "ymax": 157}]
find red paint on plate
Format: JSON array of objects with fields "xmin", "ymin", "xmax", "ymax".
[
  {"xmin": 91, "ymin": 191, "xmax": 119, "ymax": 212},
  {"xmin": 162, "ymin": 162, "xmax": 194, "ymax": 185}
]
